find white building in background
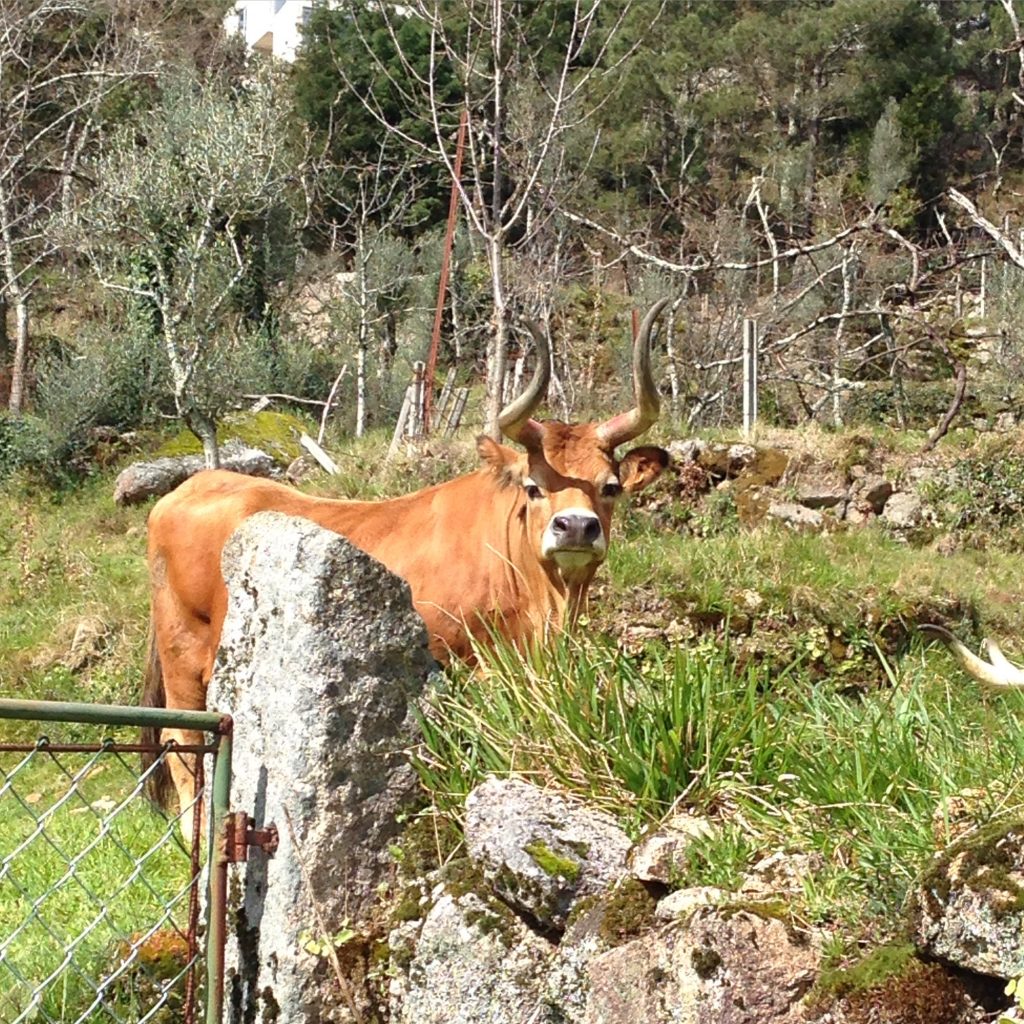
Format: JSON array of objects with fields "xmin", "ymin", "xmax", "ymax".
[{"xmin": 225, "ymin": 1, "xmax": 327, "ymax": 63}]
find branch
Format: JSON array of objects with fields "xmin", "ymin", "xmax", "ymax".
[{"xmin": 948, "ymin": 187, "xmax": 1024, "ymax": 268}]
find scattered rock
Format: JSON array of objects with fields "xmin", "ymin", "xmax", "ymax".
[
  {"xmin": 844, "ymin": 501, "xmax": 875, "ymax": 525},
  {"xmin": 62, "ymin": 615, "xmax": 111, "ymax": 672},
  {"xmin": 654, "ymin": 886, "xmax": 725, "ymax": 923},
  {"xmin": 285, "ymin": 453, "xmax": 319, "ymax": 483},
  {"xmin": 726, "ymin": 444, "xmax": 758, "ymax": 474},
  {"xmin": 465, "ymin": 778, "xmax": 632, "ymax": 932},
  {"xmin": 790, "ymin": 466, "xmax": 849, "ymax": 509},
  {"xmin": 629, "ymin": 814, "xmax": 714, "ymax": 884},
  {"xmin": 851, "ymin": 474, "xmax": 893, "ymax": 513},
  {"xmin": 739, "ymin": 850, "xmax": 825, "ymax": 898},
  {"xmin": 908, "ymin": 819, "xmax": 1024, "ymax": 978},
  {"xmin": 767, "ymin": 502, "xmax": 824, "ymax": 531},
  {"xmin": 667, "ymin": 439, "xmax": 706, "ymax": 464},
  {"xmin": 880, "ymin": 491, "xmax": 925, "ymax": 529},
  {"xmin": 113, "ymin": 439, "xmax": 278, "ymax": 505}
]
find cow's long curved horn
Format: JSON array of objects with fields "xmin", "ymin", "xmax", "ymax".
[
  {"xmin": 596, "ymin": 298, "xmax": 671, "ymax": 448},
  {"xmin": 498, "ymin": 320, "xmax": 550, "ymax": 450},
  {"xmin": 921, "ymin": 624, "xmax": 1024, "ymax": 690}
]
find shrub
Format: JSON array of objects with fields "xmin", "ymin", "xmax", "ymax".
[
  {"xmin": 920, "ymin": 439, "xmax": 1024, "ymax": 543},
  {"xmin": 0, "ymin": 413, "xmax": 53, "ymax": 480}
]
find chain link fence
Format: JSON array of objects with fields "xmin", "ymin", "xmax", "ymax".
[{"xmin": 0, "ymin": 699, "xmax": 231, "ymax": 1024}]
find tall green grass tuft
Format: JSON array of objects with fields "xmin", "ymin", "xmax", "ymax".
[
  {"xmin": 414, "ymin": 631, "xmax": 1024, "ymax": 930},
  {"xmin": 416, "ymin": 634, "xmax": 796, "ymax": 832}
]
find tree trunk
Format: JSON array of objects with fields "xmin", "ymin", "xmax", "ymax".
[
  {"xmin": 355, "ymin": 224, "xmax": 369, "ymax": 438},
  {"xmin": 665, "ymin": 301, "xmax": 681, "ymax": 416},
  {"xmin": 8, "ymin": 293, "xmax": 29, "ymax": 414},
  {"xmin": 0, "ymin": 293, "xmax": 8, "ymax": 366},
  {"xmin": 922, "ymin": 355, "xmax": 967, "ymax": 453},
  {"xmin": 185, "ymin": 407, "xmax": 221, "ymax": 468},
  {"xmin": 484, "ymin": 306, "xmax": 510, "ymax": 440},
  {"xmin": 483, "ymin": 230, "xmax": 509, "ymax": 439}
]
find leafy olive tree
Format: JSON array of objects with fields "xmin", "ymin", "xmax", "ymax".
[{"xmin": 71, "ymin": 68, "xmax": 299, "ymax": 465}]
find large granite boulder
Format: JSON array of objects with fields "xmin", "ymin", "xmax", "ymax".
[
  {"xmin": 113, "ymin": 438, "xmax": 277, "ymax": 504},
  {"xmin": 207, "ymin": 511, "xmax": 435, "ymax": 1023}
]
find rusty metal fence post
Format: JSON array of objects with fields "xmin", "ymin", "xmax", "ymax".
[{"xmin": 0, "ymin": 697, "xmax": 232, "ymax": 1024}]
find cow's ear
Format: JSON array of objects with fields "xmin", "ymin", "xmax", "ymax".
[
  {"xmin": 477, "ymin": 435, "xmax": 525, "ymax": 484},
  {"xmin": 619, "ymin": 446, "xmax": 670, "ymax": 493}
]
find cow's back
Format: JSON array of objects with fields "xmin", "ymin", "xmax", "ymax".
[{"xmin": 147, "ymin": 470, "xmax": 317, "ymax": 628}]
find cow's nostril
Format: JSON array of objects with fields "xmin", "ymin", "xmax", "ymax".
[
  {"xmin": 583, "ymin": 518, "xmax": 601, "ymax": 542},
  {"xmin": 552, "ymin": 516, "xmax": 569, "ymax": 534}
]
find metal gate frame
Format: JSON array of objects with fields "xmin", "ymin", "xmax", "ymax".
[{"xmin": 0, "ymin": 697, "xmax": 233, "ymax": 1024}]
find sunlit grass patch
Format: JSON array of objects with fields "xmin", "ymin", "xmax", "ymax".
[{"xmin": 0, "ymin": 737, "xmax": 197, "ymax": 1023}]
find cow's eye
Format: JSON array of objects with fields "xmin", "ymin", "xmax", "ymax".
[
  {"xmin": 601, "ymin": 481, "xmax": 623, "ymax": 499},
  {"xmin": 525, "ymin": 483, "xmax": 544, "ymax": 500}
]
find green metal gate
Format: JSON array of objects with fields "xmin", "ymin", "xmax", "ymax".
[{"xmin": 0, "ymin": 698, "xmax": 234, "ymax": 1024}]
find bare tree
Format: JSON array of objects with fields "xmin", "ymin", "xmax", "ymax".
[
  {"xmin": 338, "ymin": 0, "xmax": 650, "ymax": 437},
  {"xmin": 0, "ymin": 0, "xmax": 149, "ymax": 413},
  {"xmin": 306, "ymin": 141, "xmax": 427, "ymax": 437}
]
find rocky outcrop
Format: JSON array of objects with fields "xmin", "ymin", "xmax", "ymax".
[
  {"xmin": 660, "ymin": 438, "xmax": 938, "ymax": 535},
  {"xmin": 388, "ymin": 780, "xmax": 828, "ymax": 1024},
  {"xmin": 207, "ymin": 511, "xmax": 434, "ymax": 1024}
]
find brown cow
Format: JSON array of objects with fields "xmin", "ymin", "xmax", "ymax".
[{"xmin": 142, "ymin": 300, "xmax": 671, "ymax": 812}]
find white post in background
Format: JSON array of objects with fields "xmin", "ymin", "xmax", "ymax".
[{"xmin": 743, "ymin": 317, "xmax": 758, "ymax": 439}]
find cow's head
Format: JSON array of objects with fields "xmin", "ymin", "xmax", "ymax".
[{"xmin": 477, "ymin": 300, "xmax": 671, "ymax": 585}]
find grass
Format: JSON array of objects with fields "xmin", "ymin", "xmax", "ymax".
[
  {"xmin": 0, "ymin": 474, "xmax": 150, "ymax": 729},
  {"xmin": 0, "ymin": 472, "xmax": 202, "ymax": 1022},
  {"xmin": 416, "ymin": 630, "xmax": 1024, "ymax": 932},
  {"xmin": 0, "ymin": 736, "xmax": 198, "ymax": 1023}
]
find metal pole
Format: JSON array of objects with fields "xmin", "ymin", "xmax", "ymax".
[
  {"xmin": 206, "ymin": 719, "xmax": 233, "ymax": 1024},
  {"xmin": 423, "ymin": 109, "xmax": 469, "ymax": 433},
  {"xmin": 743, "ymin": 317, "xmax": 758, "ymax": 438},
  {"xmin": 0, "ymin": 696, "xmax": 223, "ymax": 732}
]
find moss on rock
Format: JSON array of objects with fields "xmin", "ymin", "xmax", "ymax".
[
  {"xmin": 524, "ymin": 839, "xmax": 582, "ymax": 882},
  {"xmin": 909, "ymin": 814, "xmax": 1024, "ymax": 928},
  {"xmin": 806, "ymin": 942, "xmax": 917, "ymax": 1006},
  {"xmin": 155, "ymin": 411, "xmax": 310, "ymax": 464},
  {"xmin": 597, "ymin": 879, "xmax": 657, "ymax": 947}
]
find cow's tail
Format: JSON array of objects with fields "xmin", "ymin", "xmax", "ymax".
[{"xmin": 140, "ymin": 625, "xmax": 173, "ymax": 809}]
